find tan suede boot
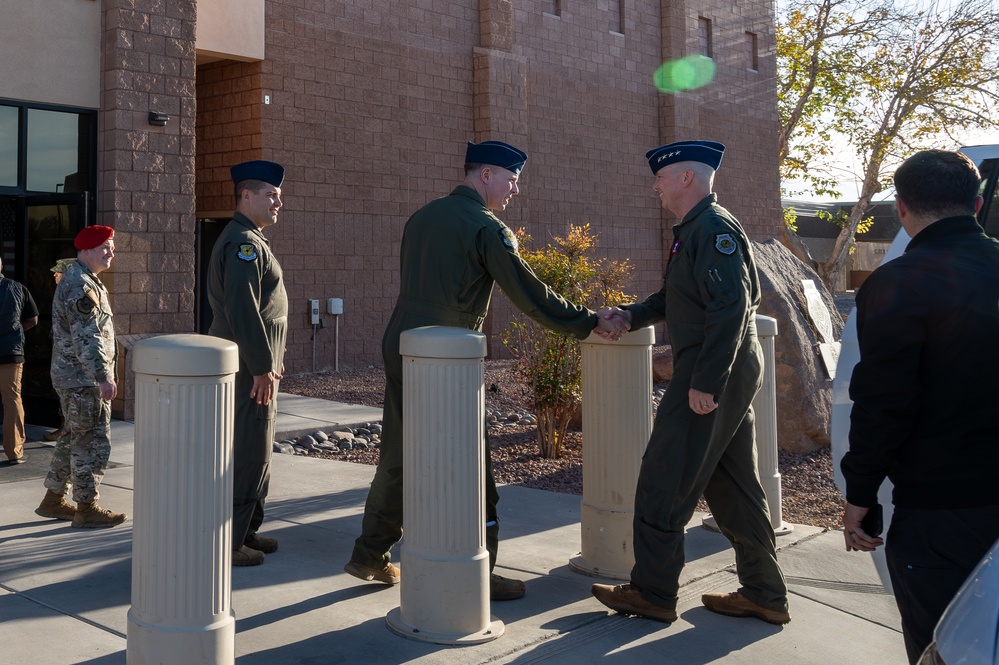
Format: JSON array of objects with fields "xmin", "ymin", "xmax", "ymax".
[
  {"xmin": 71, "ymin": 501, "xmax": 127, "ymax": 529},
  {"xmin": 35, "ymin": 490, "xmax": 76, "ymax": 521}
]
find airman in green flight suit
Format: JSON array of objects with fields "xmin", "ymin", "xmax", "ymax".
[
  {"xmin": 345, "ymin": 140, "xmax": 627, "ymax": 600},
  {"xmin": 208, "ymin": 160, "xmax": 289, "ymax": 567},
  {"xmin": 592, "ymin": 141, "xmax": 790, "ymax": 625}
]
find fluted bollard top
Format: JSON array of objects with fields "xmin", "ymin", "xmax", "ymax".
[
  {"xmin": 133, "ymin": 334, "xmax": 239, "ymax": 377},
  {"xmin": 400, "ymin": 326, "xmax": 487, "ymax": 359},
  {"xmin": 755, "ymin": 315, "xmax": 778, "ymax": 337},
  {"xmin": 583, "ymin": 325, "xmax": 655, "ymax": 347}
]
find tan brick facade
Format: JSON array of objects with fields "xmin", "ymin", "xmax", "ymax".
[{"xmin": 95, "ymin": 0, "xmax": 780, "ymax": 399}]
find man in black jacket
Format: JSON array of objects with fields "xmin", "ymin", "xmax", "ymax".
[
  {"xmin": 0, "ymin": 258, "xmax": 38, "ymax": 465},
  {"xmin": 842, "ymin": 149, "xmax": 999, "ymax": 663}
]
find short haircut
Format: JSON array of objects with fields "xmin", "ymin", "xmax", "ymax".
[
  {"xmin": 686, "ymin": 161, "xmax": 715, "ymax": 183},
  {"xmin": 234, "ymin": 179, "xmax": 270, "ymax": 202},
  {"xmin": 464, "ymin": 162, "xmax": 484, "ymax": 176},
  {"xmin": 893, "ymin": 150, "xmax": 981, "ymax": 217}
]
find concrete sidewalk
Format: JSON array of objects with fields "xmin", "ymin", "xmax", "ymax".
[{"xmin": 0, "ymin": 394, "xmax": 907, "ymax": 664}]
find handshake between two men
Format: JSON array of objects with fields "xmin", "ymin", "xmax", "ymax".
[
  {"xmin": 593, "ymin": 306, "xmax": 632, "ymax": 341},
  {"xmin": 591, "ymin": 306, "xmax": 717, "ymax": 416}
]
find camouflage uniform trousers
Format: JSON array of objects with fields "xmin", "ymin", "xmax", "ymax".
[{"xmin": 43, "ymin": 387, "xmax": 111, "ymax": 503}]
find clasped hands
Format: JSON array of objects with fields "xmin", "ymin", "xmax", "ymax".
[{"xmin": 594, "ymin": 306, "xmax": 632, "ymax": 341}]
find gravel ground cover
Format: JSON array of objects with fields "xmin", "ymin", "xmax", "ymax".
[{"xmin": 280, "ymin": 360, "xmax": 844, "ymax": 530}]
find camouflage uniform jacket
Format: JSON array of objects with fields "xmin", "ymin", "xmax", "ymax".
[{"xmin": 50, "ymin": 260, "xmax": 116, "ymax": 388}]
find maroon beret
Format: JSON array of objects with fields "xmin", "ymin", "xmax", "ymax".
[{"xmin": 74, "ymin": 226, "xmax": 115, "ymax": 250}]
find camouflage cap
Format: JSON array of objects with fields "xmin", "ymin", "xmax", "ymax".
[{"xmin": 51, "ymin": 258, "xmax": 76, "ymax": 274}]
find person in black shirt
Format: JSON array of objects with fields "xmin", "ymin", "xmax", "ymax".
[
  {"xmin": 0, "ymin": 258, "xmax": 38, "ymax": 465},
  {"xmin": 842, "ymin": 149, "xmax": 999, "ymax": 663}
]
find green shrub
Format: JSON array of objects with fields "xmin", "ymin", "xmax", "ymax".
[{"xmin": 502, "ymin": 224, "xmax": 634, "ymax": 458}]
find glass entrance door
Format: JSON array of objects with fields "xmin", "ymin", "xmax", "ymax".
[{"xmin": 0, "ymin": 192, "xmax": 88, "ymax": 425}]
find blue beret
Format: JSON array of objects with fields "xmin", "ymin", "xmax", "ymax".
[
  {"xmin": 465, "ymin": 140, "xmax": 528, "ymax": 175},
  {"xmin": 646, "ymin": 140, "xmax": 725, "ymax": 174},
  {"xmin": 230, "ymin": 160, "xmax": 285, "ymax": 187}
]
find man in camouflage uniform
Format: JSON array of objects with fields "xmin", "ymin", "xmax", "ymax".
[
  {"xmin": 343, "ymin": 140, "xmax": 626, "ymax": 600},
  {"xmin": 36, "ymin": 225, "xmax": 126, "ymax": 528},
  {"xmin": 207, "ymin": 160, "xmax": 288, "ymax": 567},
  {"xmin": 42, "ymin": 258, "xmax": 77, "ymax": 443},
  {"xmin": 592, "ymin": 141, "xmax": 790, "ymax": 625}
]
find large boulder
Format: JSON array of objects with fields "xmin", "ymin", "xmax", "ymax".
[{"xmin": 753, "ymin": 239, "xmax": 843, "ymax": 453}]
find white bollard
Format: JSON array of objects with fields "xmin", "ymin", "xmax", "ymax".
[
  {"xmin": 126, "ymin": 334, "xmax": 239, "ymax": 665},
  {"xmin": 702, "ymin": 315, "xmax": 791, "ymax": 535},
  {"xmin": 385, "ymin": 326, "xmax": 503, "ymax": 645},
  {"xmin": 753, "ymin": 316, "xmax": 791, "ymax": 535},
  {"xmin": 570, "ymin": 326, "xmax": 655, "ymax": 580}
]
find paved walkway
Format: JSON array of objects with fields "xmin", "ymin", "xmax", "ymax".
[{"xmin": 0, "ymin": 394, "xmax": 907, "ymax": 664}]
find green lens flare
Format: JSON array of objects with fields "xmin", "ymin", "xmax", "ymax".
[{"xmin": 653, "ymin": 55, "xmax": 716, "ymax": 93}]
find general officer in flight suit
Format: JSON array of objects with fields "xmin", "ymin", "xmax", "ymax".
[
  {"xmin": 207, "ymin": 160, "xmax": 289, "ymax": 567},
  {"xmin": 592, "ymin": 141, "xmax": 790, "ymax": 625},
  {"xmin": 344, "ymin": 140, "xmax": 627, "ymax": 600}
]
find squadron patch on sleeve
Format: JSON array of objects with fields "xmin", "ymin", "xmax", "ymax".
[
  {"xmin": 501, "ymin": 227, "xmax": 519, "ymax": 251},
  {"xmin": 73, "ymin": 290, "xmax": 99, "ymax": 318},
  {"xmin": 714, "ymin": 234, "xmax": 737, "ymax": 255},
  {"xmin": 237, "ymin": 244, "xmax": 259, "ymax": 262}
]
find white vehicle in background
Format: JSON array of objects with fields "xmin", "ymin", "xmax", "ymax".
[{"xmin": 831, "ymin": 144, "xmax": 999, "ymax": 664}]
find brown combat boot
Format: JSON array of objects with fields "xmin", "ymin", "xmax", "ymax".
[
  {"xmin": 490, "ymin": 574, "xmax": 526, "ymax": 601},
  {"xmin": 592, "ymin": 583, "xmax": 678, "ymax": 623},
  {"xmin": 35, "ymin": 490, "xmax": 76, "ymax": 521},
  {"xmin": 701, "ymin": 591, "xmax": 791, "ymax": 625},
  {"xmin": 244, "ymin": 534, "xmax": 278, "ymax": 554},
  {"xmin": 71, "ymin": 501, "xmax": 127, "ymax": 529},
  {"xmin": 344, "ymin": 559, "xmax": 400, "ymax": 585},
  {"xmin": 233, "ymin": 545, "xmax": 265, "ymax": 566}
]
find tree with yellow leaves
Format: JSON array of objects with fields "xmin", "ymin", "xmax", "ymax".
[{"xmin": 778, "ymin": 0, "xmax": 999, "ymax": 289}]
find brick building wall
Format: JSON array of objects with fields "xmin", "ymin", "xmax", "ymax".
[
  {"xmin": 177, "ymin": 0, "xmax": 780, "ymax": 377},
  {"xmin": 204, "ymin": 0, "xmax": 782, "ymax": 373},
  {"xmin": 196, "ymin": 61, "xmax": 264, "ymax": 215},
  {"xmin": 100, "ymin": 0, "xmax": 198, "ymax": 417}
]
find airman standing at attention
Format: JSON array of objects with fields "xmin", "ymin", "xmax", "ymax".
[{"xmin": 207, "ymin": 160, "xmax": 289, "ymax": 567}]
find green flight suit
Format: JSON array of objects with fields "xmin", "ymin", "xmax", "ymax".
[
  {"xmin": 624, "ymin": 194, "xmax": 788, "ymax": 613},
  {"xmin": 352, "ymin": 185, "xmax": 598, "ymax": 571},
  {"xmin": 207, "ymin": 212, "xmax": 288, "ymax": 548}
]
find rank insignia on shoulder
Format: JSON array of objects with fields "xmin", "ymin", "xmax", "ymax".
[
  {"xmin": 237, "ymin": 244, "xmax": 258, "ymax": 262},
  {"xmin": 714, "ymin": 234, "xmax": 737, "ymax": 255},
  {"xmin": 501, "ymin": 227, "xmax": 519, "ymax": 251}
]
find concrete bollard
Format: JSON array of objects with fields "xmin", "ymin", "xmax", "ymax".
[
  {"xmin": 703, "ymin": 315, "xmax": 791, "ymax": 535},
  {"xmin": 570, "ymin": 326, "xmax": 655, "ymax": 580},
  {"xmin": 126, "ymin": 334, "xmax": 239, "ymax": 665},
  {"xmin": 752, "ymin": 316, "xmax": 791, "ymax": 534},
  {"xmin": 385, "ymin": 326, "xmax": 503, "ymax": 645}
]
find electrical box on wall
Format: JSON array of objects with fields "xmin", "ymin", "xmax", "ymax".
[
  {"xmin": 309, "ymin": 299, "xmax": 320, "ymax": 324},
  {"xmin": 328, "ymin": 298, "xmax": 344, "ymax": 315}
]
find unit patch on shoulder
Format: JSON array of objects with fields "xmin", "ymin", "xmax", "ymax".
[
  {"xmin": 714, "ymin": 234, "xmax": 737, "ymax": 255},
  {"xmin": 73, "ymin": 290, "xmax": 99, "ymax": 318},
  {"xmin": 237, "ymin": 244, "xmax": 259, "ymax": 262},
  {"xmin": 501, "ymin": 227, "xmax": 519, "ymax": 251}
]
